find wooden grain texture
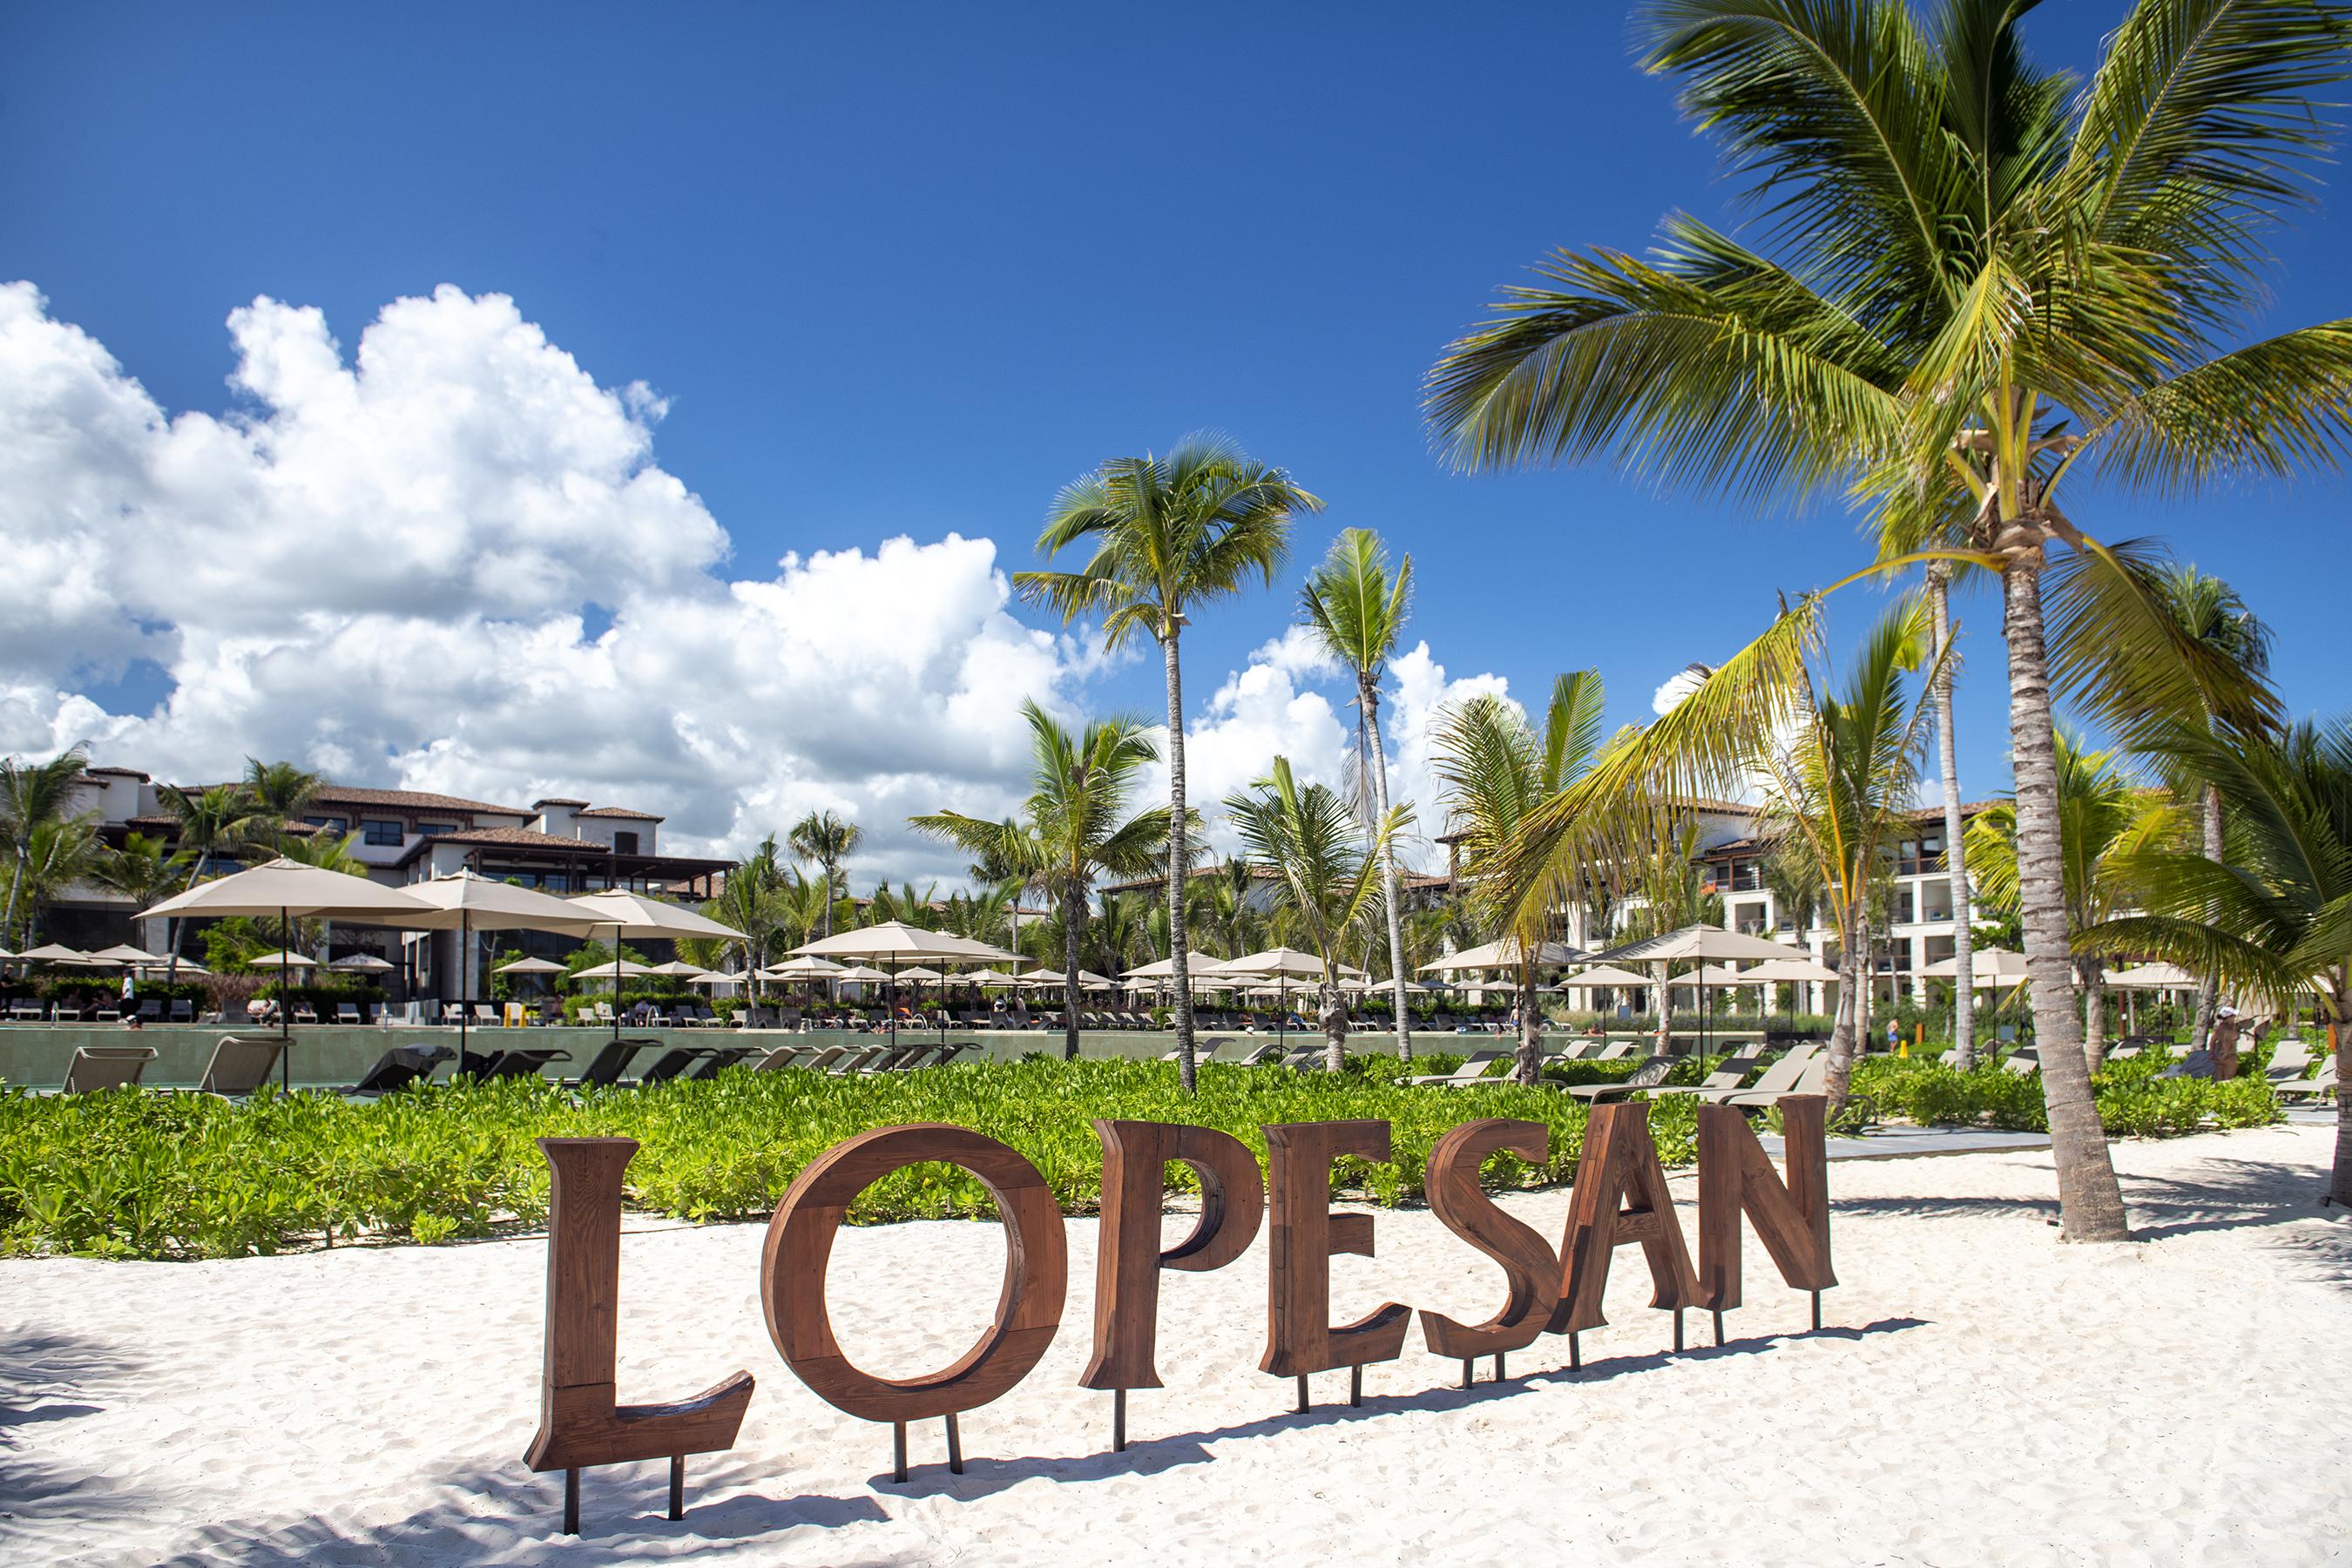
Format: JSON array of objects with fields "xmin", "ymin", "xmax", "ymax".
[
  {"xmin": 524, "ymin": 1138, "xmax": 755, "ymax": 1472},
  {"xmin": 1547, "ymin": 1101, "xmax": 1699, "ymax": 1336},
  {"xmin": 1417, "ymin": 1118, "xmax": 1560, "ymax": 1359},
  {"xmin": 1696, "ymin": 1095, "xmax": 1836, "ymax": 1312},
  {"xmin": 1082, "ymin": 1119, "xmax": 1265, "ymax": 1391},
  {"xmin": 1260, "ymin": 1119, "xmax": 1411, "ymax": 1378},
  {"xmin": 761, "ymin": 1123, "xmax": 1068, "ymax": 1423}
]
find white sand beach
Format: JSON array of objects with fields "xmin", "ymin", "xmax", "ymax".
[{"xmin": 5, "ymin": 1123, "xmax": 2349, "ymax": 1567}]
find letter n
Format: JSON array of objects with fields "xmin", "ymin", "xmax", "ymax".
[{"xmin": 1696, "ymin": 1096, "xmax": 1835, "ymax": 1315}]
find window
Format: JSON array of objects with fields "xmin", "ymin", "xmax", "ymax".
[
  {"xmin": 417, "ymin": 821, "xmax": 459, "ymax": 837},
  {"xmin": 362, "ymin": 820, "xmax": 402, "ymax": 847},
  {"xmin": 612, "ymin": 830, "xmax": 639, "ymax": 855},
  {"xmin": 303, "ymin": 814, "xmax": 348, "ymax": 834}
]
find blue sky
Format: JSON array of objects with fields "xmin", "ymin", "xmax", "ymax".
[{"xmin": 5, "ymin": 3, "xmax": 2348, "ymax": 872}]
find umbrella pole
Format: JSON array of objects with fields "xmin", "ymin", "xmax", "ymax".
[
  {"xmin": 280, "ymin": 905, "xmax": 292, "ymax": 1090},
  {"xmin": 889, "ymin": 962, "xmax": 899, "ymax": 1052},
  {"xmin": 459, "ymin": 911, "xmax": 470, "ymax": 1071},
  {"xmin": 610, "ymin": 923, "xmax": 622, "ymax": 1049}
]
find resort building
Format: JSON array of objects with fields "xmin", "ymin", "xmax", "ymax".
[{"xmin": 50, "ymin": 768, "xmax": 731, "ymax": 1004}]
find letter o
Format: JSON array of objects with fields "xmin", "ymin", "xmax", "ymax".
[{"xmin": 761, "ymin": 1124, "xmax": 1068, "ymax": 1423}]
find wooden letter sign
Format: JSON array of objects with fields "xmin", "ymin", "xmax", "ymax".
[
  {"xmin": 1260, "ymin": 1119, "xmax": 1411, "ymax": 1407},
  {"xmin": 1083, "ymin": 1119, "xmax": 1265, "ymax": 1391},
  {"xmin": 1418, "ymin": 1118, "xmax": 1560, "ymax": 1382},
  {"xmin": 762, "ymin": 1124, "xmax": 1067, "ymax": 1479},
  {"xmin": 524, "ymin": 1138, "xmax": 755, "ymax": 1534},
  {"xmin": 1697, "ymin": 1096, "xmax": 1835, "ymax": 1334},
  {"xmin": 1548, "ymin": 1102, "xmax": 1699, "ymax": 1356}
]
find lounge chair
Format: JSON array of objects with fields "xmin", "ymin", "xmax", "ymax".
[
  {"xmin": 2275, "ymin": 1057, "xmax": 2338, "ymax": 1102},
  {"xmin": 1566, "ymin": 1056, "xmax": 1677, "ymax": 1102},
  {"xmin": 829, "ymin": 1046, "xmax": 888, "ymax": 1075},
  {"xmin": 638, "ymin": 1047, "xmax": 711, "ymax": 1083},
  {"xmin": 62, "ymin": 1044, "xmax": 157, "ymax": 1092},
  {"xmin": 570, "ymin": 1038, "xmax": 655, "ymax": 1087},
  {"xmin": 1594, "ymin": 1039, "xmax": 1637, "ymax": 1061},
  {"xmin": 51, "ymin": 999, "xmax": 85, "ymax": 1024},
  {"xmin": 2001, "ymin": 1048, "xmax": 2042, "ymax": 1077},
  {"xmin": 470, "ymin": 1004, "xmax": 497, "ymax": 1027},
  {"xmin": 477, "ymin": 1048, "xmax": 570, "ymax": 1081},
  {"xmin": 2264, "ymin": 1038, "xmax": 2314, "ymax": 1082},
  {"xmin": 861, "ymin": 1044, "xmax": 931, "ymax": 1073},
  {"xmin": 167, "ymin": 999, "xmax": 195, "ymax": 1024},
  {"xmin": 1405, "ymin": 1049, "xmax": 1506, "ymax": 1087},
  {"xmin": 8, "ymin": 999, "xmax": 44, "ymax": 1024},
  {"xmin": 335, "ymin": 1002, "xmax": 363, "ymax": 1025},
  {"xmin": 932, "ymin": 1041, "xmax": 980, "ymax": 1066},
  {"xmin": 348, "ymin": 1044, "xmax": 455, "ymax": 1094},
  {"xmin": 136, "ymin": 998, "xmax": 164, "ymax": 1024},
  {"xmin": 288, "ymin": 1001, "xmax": 318, "ymax": 1025},
  {"xmin": 753, "ymin": 1044, "xmax": 811, "ymax": 1071},
  {"xmin": 1648, "ymin": 1053, "xmax": 1769, "ymax": 1102},
  {"xmin": 684, "ymin": 1044, "xmax": 756, "ymax": 1079},
  {"xmin": 1719, "ymin": 1048, "xmax": 1834, "ymax": 1107},
  {"xmin": 195, "ymin": 1035, "xmax": 286, "ymax": 1097}
]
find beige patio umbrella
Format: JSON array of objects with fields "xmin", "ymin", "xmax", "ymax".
[
  {"xmin": 1739, "ymin": 953, "xmax": 1841, "ymax": 1013},
  {"xmin": 572, "ymin": 958, "xmax": 652, "ymax": 983},
  {"xmin": 15, "ymin": 943, "xmax": 91, "ymax": 963},
  {"xmin": 2106, "ymin": 962, "xmax": 2198, "ymax": 990},
  {"xmin": 830, "ymin": 963, "xmax": 891, "ymax": 983},
  {"xmin": 140, "ymin": 859, "xmax": 438, "ymax": 1078},
  {"xmin": 566, "ymin": 889, "xmax": 746, "ymax": 1044},
  {"xmin": 759, "ymin": 956, "xmax": 844, "ymax": 981},
  {"xmin": 493, "ymin": 956, "xmax": 567, "ymax": 976},
  {"xmin": 1917, "ymin": 946, "xmax": 2031, "ymax": 983},
  {"xmin": 790, "ymin": 922, "xmax": 1016, "ymax": 1048},
  {"xmin": 643, "ymin": 959, "xmax": 710, "ymax": 977},
  {"xmin": 1417, "ymin": 937, "xmax": 1585, "ymax": 972},
  {"xmin": 1215, "ymin": 947, "xmax": 1359, "ymax": 1050},
  {"xmin": 86, "ymin": 943, "xmax": 166, "ymax": 966},
  {"xmin": 246, "ymin": 950, "xmax": 318, "ymax": 970},
  {"xmin": 327, "ymin": 953, "xmax": 396, "ymax": 973},
  {"xmin": 404, "ymin": 870, "xmax": 607, "ymax": 1059},
  {"xmin": 1589, "ymin": 926, "xmax": 1808, "ymax": 1052},
  {"xmin": 1570, "ymin": 963, "xmax": 1655, "ymax": 989}
]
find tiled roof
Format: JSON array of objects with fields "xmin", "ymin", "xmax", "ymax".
[
  {"xmin": 85, "ymin": 765, "xmax": 151, "ymax": 779},
  {"xmin": 402, "ymin": 826, "xmax": 614, "ymax": 856},
  {"xmin": 308, "ymin": 784, "xmax": 531, "ymax": 815},
  {"xmin": 531, "ymin": 796, "xmax": 590, "ymax": 808},
  {"xmin": 576, "ymin": 806, "xmax": 664, "ymax": 821}
]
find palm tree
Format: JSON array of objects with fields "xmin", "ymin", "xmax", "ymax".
[
  {"xmin": 705, "ymin": 846, "xmax": 788, "ymax": 1004},
  {"xmin": 1429, "ymin": 672, "xmax": 1609, "ymax": 1083},
  {"xmin": 13, "ymin": 818, "xmax": 101, "ymax": 948},
  {"xmin": 1924, "ymin": 562, "xmax": 1981, "ymax": 1069},
  {"xmin": 242, "ymin": 758, "xmax": 322, "ymax": 851},
  {"xmin": 151, "ymin": 782, "xmax": 263, "ymax": 981},
  {"xmin": 2084, "ymin": 716, "xmax": 2352, "ymax": 1204},
  {"xmin": 1016, "ymin": 435, "xmax": 1321, "ymax": 1093},
  {"xmin": 1425, "ymin": 0, "xmax": 2350, "ymax": 1242},
  {"xmin": 1224, "ymin": 756, "xmax": 1409, "ymax": 1071},
  {"xmin": 2146, "ymin": 565, "xmax": 2274, "ymax": 1051},
  {"xmin": 911, "ymin": 700, "xmax": 1171, "ymax": 1060},
  {"xmin": 1300, "ymin": 527, "xmax": 1420, "ymax": 1063},
  {"xmin": 1752, "ymin": 598, "xmax": 1949, "ymax": 1104},
  {"xmin": 90, "ymin": 833, "xmax": 189, "ymax": 929},
  {"xmin": 262, "ymin": 828, "xmax": 368, "ymax": 959},
  {"xmin": 788, "ymin": 810, "xmax": 862, "ymax": 937},
  {"xmin": 1968, "ymin": 731, "xmax": 2186, "ymax": 1071},
  {"xmin": 1, "ymin": 746, "xmax": 91, "ymax": 946}
]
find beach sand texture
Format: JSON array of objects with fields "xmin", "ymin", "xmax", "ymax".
[{"xmin": 3, "ymin": 1122, "xmax": 2349, "ymax": 1565}]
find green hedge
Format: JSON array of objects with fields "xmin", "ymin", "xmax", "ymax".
[
  {"xmin": 0, "ymin": 1056, "xmax": 1706, "ymax": 1260},
  {"xmin": 1848, "ymin": 1052, "xmax": 2282, "ymax": 1136}
]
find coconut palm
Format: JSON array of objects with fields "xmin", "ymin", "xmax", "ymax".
[
  {"xmin": 1, "ymin": 746, "xmax": 91, "ymax": 947},
  {"xmin": 911, "ymin": 700, "xmax": 1171, "ymax": 1060},
  {"xmin": 1745, "ymin": 598, "xmax": 1951, "ymax": 1103},
  {"xmin": 1429, "ymin": 672, "xmax": 1608, "ymax": 1083},
  {"xmin": 11, "ymin": 818, "xmax": 101, "ymax": 949},
  {"xmin": 1426, "ymin": 0, "xmax": 2350, "ymax": 1241},
  {"xmin": 89, "ymin": 832, "xmax": 189, "ymax": 923},
  {"xmin": 1016, "ymin": 435, "xmax": 1321, "ymax": 1092},
  {"xmin": 1967, "ymin": 730, "xmax": 2183, "ymax": 1068},
  {"xmin": 2082, "ymin": 716, "xmax": 2352, "ymax": 1203},
  {"xmin": 1224, "ymin": 756, "xmax": 1409, "ymax": 1071},
  {"xmin": 242, "ymin": 758, "xmax": 322, "ymax": 851},
  {"xmin": 1923, "ymin": 563, "xmax": 1982, "ymax": 1068},
  {"xmin": 151, "ymin": 781, "xmax": 264, "ymax": 981},
  {"xmin": 1300, "ymin": 527, "xmax": 1420, "ymax": 1061},
  {"xmin": 704, "ymin": 843, "xmax": 790, "ymax": 1003},
  {"xmin": 788, "ymin": 810, "xmax": 862, "ymax": 937},
  {"xmin": 2146, "ymin": 565, "xmax": 2274, "ymax": 1050}
]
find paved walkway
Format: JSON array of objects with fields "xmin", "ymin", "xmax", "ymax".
[{"xmin": 1757, "ymin": 1127, "xmax": 2052, "ymax": 1162}]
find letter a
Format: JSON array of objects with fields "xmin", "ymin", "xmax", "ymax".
[{"xmin": 1548, "ymin": 1102, "xmax": 1697, "ymax": 1339}]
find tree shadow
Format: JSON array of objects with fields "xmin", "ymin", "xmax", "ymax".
[
  {"xmin": 153, "ymin": 1453, "xmax": 891, "ymax": 1564},
  {"xmin": 0, "ymin": 1331, "xmax": 157, "ymax": 1550},
  {"xmin": 866, "ymin": 1315, "xmax": 1927, "ymax": 1500}
]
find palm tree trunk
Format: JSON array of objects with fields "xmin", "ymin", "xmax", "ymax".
[
  {"xmin": 2080, "ymin": 957, "xmax": 2108, "ymax": 1071},
  {"xmin": 1929, "ymin": 565, "xmax": 1977, "ymax": 1070},
  {"xmin": 1651, "ymin": 961, "xmax": 1671, "ymax": 1055},
  {"xmin": 1164, "ymin": 629, "xmax": 1200, "ymax": 1094},
  {"xmin": 2323, "ymin": 972, "xmax": 2351, "ymax": 1207},
  {"xmin": 4, "ymin": 841, "xmax": 27, "ymax": 948},
  {"xmin": 2193, "ymin": 782, "xmax": 2223, "ymax": 1048},
  {"xmin": 2004, "ymin": 553, "xmax": 2130, "ymax": 1241},
  {"xmin": 1359, "ymin": 681, "xmax": 1414, "ymax": 1063},
  {"xmin": 1823, "ymin": 903, "xmax": 1864, "ymax": 1106},
  {"xmin": 1515, "ymin": 960, "xmax": 1542, "ymax": 1085},
  {"xmin": 1321, "ymin": 977, "xmax": 1347, "ymax": 1072},
  {"xmin": 821, "ymin": 862, "xmax": 836, "ymax": 938},
  {"xmin": 1062, "ymin": 883, "xmax": 1084, "ymax": 1062}
]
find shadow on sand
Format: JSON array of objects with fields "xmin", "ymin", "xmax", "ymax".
[{"xmin": 0, "ymin": 1330, "xmax": 157, "ymax": 1551}]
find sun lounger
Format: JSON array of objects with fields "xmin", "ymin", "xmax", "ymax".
[
  {"xmin": 478, "ymin": 1048, "xmax": 570, "ymax": 1081},
  {"xmin": 136, "ymin": 998, "xmax": 164, "ymax": 1024},
  {"xmin": 1719, "ymin": 1048, "xmax": 1834, "ymax": 1107},
  {"xmin": 568, "ymin": 1037, "xmax": 655, "ymax": 1087},
  {"xmin": 348, "ymin": 1044, "xmax": 455, "ymax": 1093},
  {"xmin": 2275, "ymin": 1057, "xmax": 2338, "ymax": 1101},
  {"xmin": 1594, "ymin": 1039, "xmax": 1637, "ymax": 1060},
  {"xmin": 1565, "ymin": 1056, "xmax": 1676, "ymax": 1101},
  {"xmin": 686, "ymin": 1044, "xmax": 756, "ymax": 1079},
  {"xmin": 62, "ymin": 1044, "xmax": 158, "ymax": 1092},
  {"xmin": 2001, "ymin": 1048, "xmax": 2042, "ymax": 1077},
  {"xmin": 2264, "ymin": 1038, "xmax": 2313, "ymax": 1081},
  {"xmin": 335, "ymin": 1002, "xmax": 363, "ymax": 1025},
  {"xmin": 168, "ymin": 999, "xmax": 195, "ymax": 1024},
  {"xmin": 51, "ymin": 999, "xmax": 85, "ymax": 1024},
  {"xmin": 1649, "ymin": 1054, "xmax": 1767, "ymax": 1101},
  {"xmin": 638, "ymin": 1047, "xmax": 712, "ymax": 1084},
  {"xmin": 1406, "ymin": 1048, "xmax": 1506, "ymax": 1086},
  {"xmin": 8, "ymin": 999, "xmax": 44, "ymax": 1024},
  {"xmin": 194, "ymin": 1035, "xmax": 286, "ymax": 1097},
  {"xmin": 754, "ymin": 1044, "xmax": 811, "ymax": 1071}
]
